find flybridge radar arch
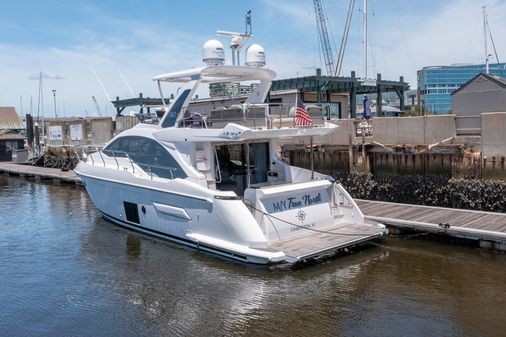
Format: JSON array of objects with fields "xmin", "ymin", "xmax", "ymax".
[
  {"xmin": 153, "ymin": 39, "xmax": 272, "ymax": 127},
  {"xmin": 216, "ymin": 9, "xmax": 253, "ymax": 66}
]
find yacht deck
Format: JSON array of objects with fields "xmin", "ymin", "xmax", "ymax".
[{"xmin": 267, "ymin": 222, "xmax": 384, "ymax": 262}]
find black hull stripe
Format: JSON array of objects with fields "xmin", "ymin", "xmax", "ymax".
[{"xmin": 99, "ymin": 211, "xmax": 253, "ymax": 263}]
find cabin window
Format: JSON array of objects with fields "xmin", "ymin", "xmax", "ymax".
[{"xmin": 103, "ymin": 136, "xmax": 186, "ymax": 179}]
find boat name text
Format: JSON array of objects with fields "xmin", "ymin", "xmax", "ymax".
[{"xmin": 272, "ymin": 193, "xmax": 322, "ymax": 212}]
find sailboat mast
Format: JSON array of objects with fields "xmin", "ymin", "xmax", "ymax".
[
  {"xmin": 483, "ymin": 5, "xmax": 489, "ymax": 74},
  {"xmin": 363, "ymin": 0, "xmax": 368, "ymax": 78}
]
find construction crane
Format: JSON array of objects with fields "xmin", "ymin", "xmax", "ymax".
[
  {"xmin": 313, "ymin": 0, "xmax": 335, "ymax": 76},
  {"xmin": 92, "ymin": 96, "xmax": 102, "ymax": 116}
]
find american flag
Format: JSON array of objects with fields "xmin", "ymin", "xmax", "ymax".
[{"xmin": 295, "ymin": 97, "xmax": 313, "ymax": 126}]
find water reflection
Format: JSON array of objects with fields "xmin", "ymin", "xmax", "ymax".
[
  {"xmin": 80, "ymin": 215, "xmax": 392, "ymax": 336},
  {"xmin": 126, "ymin": 234, "xmax": 142, "ymax": 259},
  {"xmin": 0, "ymin": 175, "xmax": 505, "ymax": 337}
]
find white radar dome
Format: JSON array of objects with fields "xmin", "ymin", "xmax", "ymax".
[
  {"xmin": 245, "ymin": 44, "xmax": 265, "ymax": 67},
  {"xmin": 202, "ymin": 39, "xmax": 225, "ymax": 65}
]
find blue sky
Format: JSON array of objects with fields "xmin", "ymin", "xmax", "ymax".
[{"xmin": 1, "ymin": 0, "xmax": 505, "ymax": 117}]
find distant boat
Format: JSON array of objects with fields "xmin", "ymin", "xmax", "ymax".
[
  {"xmin": 357, "ymin": 100, "xmax": 401, "ymax": 118},
  {"xmin": 75, "ymin": 39, "xmax": 386, "ymax": 265}
]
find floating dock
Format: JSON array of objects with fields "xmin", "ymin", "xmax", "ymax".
[
  {"xmin": 0, "ymin": 162, "xmax": 80, "ymax": 184},
  {"xmin": 358, "ymin": 199, "xmax": 506, "ymax": 251}
]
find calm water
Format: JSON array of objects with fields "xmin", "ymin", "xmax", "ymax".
[{"xmin": 0, "ymin": 175, "xmax": 505, "ymax": 337}]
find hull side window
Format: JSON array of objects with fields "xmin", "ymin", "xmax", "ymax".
[{"xmin": 124, "ymin": 201, "xmax": 140, "ymax": 224}]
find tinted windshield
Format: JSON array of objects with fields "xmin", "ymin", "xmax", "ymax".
[{"xmin": 103, "ymin": 136, "xmax": 186, "ymax": 179}]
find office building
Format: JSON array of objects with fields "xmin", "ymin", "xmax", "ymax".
[{"xmin": 417, "ymin": 63, "xmax": 506, "ymax": 114}]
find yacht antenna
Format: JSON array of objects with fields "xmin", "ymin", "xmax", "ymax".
[
  {"xmin": 245, "ymin": 10, "xmax": 252, "ymax": 35},
  {"xmin": 216, "ymin": 10, "xmax": 253, "ymax": 65}
]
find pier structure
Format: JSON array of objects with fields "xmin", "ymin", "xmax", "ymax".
[
  {"xmin": 270, "ymin": 69, "xmax": 409, "ymax": 118},
  {"xmin": 358, "ymin": 199, "xmax": 506, "ymax": 251},
  {"xmin": 111, "ymin": 93, "xmax": 171, "ymax": 116},
  {"xmin": 110, "ymin": 70, "xmax": 409, "ymax": 119},
  {"xmin": 0, "ymin": 162, "xmax": 80, "ymax": 184}
]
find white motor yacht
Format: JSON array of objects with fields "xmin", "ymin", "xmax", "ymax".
[{"xmin": 75, "ymin": 40, "xmax": 386, "ymax": 265}]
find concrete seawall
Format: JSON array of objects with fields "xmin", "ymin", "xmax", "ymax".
[
  {"xmin": 285, "ymin": 113, "xmax": 506, "ymax": 179},
  {"xmin": 482, "ymin": 112, "xmax": 506, "ymax": 179},
  {"xmin": 31, "ymin": 112, "xmax": 506, "ymax": 179}
]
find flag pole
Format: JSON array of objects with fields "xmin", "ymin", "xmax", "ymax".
[
  {"xmin": 310, "ymin": 136, "xmax": 315, "ymax": 180},
  {"xmin": 294, "ymin": 90, "xmax": 298, "ymax": 127}
]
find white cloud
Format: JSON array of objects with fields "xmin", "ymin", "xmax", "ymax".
[
  {"xmin": 0, "ymin": 16, "xmax": 205, "ymax": 116},
  {"xmin": 345, "ymin": 0, "xmax": 506, "ymax": 86},
  {"xmin": 261, "ymin": 0, "xmax": 506, "ymax": 89}
]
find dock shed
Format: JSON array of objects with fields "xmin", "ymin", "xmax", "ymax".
[
  {"xmin": 0, "ymin": 107, "xmax": 25, "ymax": 161},
  {"xmin": 452, "ymin": 73, "xmax": 506, "ymax": 135}
]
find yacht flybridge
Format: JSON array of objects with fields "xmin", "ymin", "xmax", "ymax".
[{"xmin": 75, "ymin": 39, "xmax": 386, "ymax": 265}]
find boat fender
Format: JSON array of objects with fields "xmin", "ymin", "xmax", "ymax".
[{"xmin": 375, "ymin": 223, "xmax": 388, "ymax": 235}]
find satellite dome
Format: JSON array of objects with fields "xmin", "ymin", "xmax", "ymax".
[
  {"xmin": 245, "ymin": 44, "xmax": 265, "ymax": 67},
  {"xmin": 202, "ymin": 39, "xmax": 225, "ymax": 65}
]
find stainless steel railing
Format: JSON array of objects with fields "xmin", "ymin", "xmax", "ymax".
[{"xmin": 204, "ymin": 103, "xmax": 328, "ymax": 129}]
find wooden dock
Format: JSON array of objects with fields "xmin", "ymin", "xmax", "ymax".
[
  {"xmin": 357, "ymin": 199, "xmax": 506, "ymax": 251},
  {"xmin": 0, "ymin": 162, "xmax": 81, "ymax": 184}
]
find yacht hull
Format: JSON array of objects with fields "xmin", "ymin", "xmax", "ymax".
[
  {"xmin": 77, "ymin": 170, "xmax": 287, "ymax": 265},
  {"xmin": 77, "ymin": 172, "xmax": 386, "ymax": 265}
]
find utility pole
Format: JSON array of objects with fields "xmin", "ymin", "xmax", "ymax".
[{"xmin": 52, "ymin": 89, "xmax": 57, "ymax": 118}]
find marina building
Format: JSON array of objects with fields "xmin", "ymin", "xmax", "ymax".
[
  {"xmin": 0, "ymin": 107, "xmax": 25, "ymax": 161},
  {"xmin": 417, "ymin": 63, "xmax": 506, "ymax": 114},
  {"xmin": 452, "ymin": 73, "xmax": 506, "ymax": 135},
  {"xmin": 112, "ymin": 70, "xmax": 409, "ymax": 119}
]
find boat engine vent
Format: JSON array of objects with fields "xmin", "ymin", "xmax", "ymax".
[
  {"xmin": 202, "ymin": 39, "xmax": 225, "ymax": 65},
  {"xmin": 245, "ymin": 44, "xmax": 265, "ymax": 67}
]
